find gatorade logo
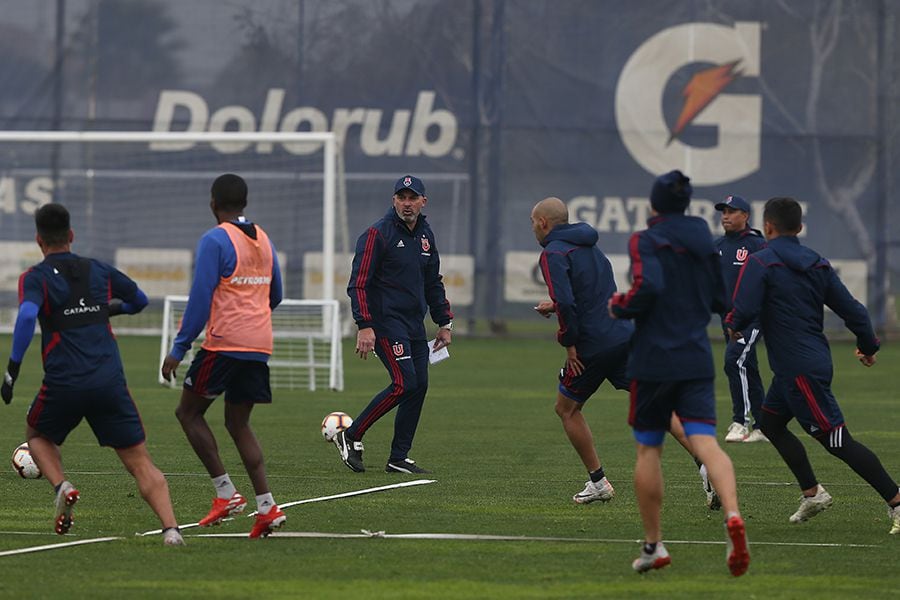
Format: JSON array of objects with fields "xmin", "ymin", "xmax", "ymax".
[{"xmin": 615, "ymin": 22, "xmax": 761, "ymax": 186}]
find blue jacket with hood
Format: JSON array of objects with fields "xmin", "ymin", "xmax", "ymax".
[
  {"xmin": 610, "ymin": 214, "xmax": 727, "ymax": 381},
  {"xmin": 538, "ymin": 222, "xmax": 633, "ymax": 358},
  {"xmin": 726, "ymin": 235, "xmax": 879, "ymax": 377}
]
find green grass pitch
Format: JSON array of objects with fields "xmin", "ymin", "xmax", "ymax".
[{"xmin": 0, "ymin": 333, "xmax": 897, "ymax": 598}]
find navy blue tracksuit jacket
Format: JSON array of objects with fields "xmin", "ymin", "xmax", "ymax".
[
  {"xmin": 726, "ymin": 235, "xmax": 879, "ymax": 377},
  {"xmin": 347, "ymin": 207, "xmax": 452, "ymax": 340},
  {"xmin": 715, "ymin": 227, "xmax": 766, "ymax": 328},
  {"xmin": 610, "ymin": 214, "xmax": 727, "ymax": 381},
  {"xmin": 538, "ymin": 223, "xmax": 633, "ymax": 358}
]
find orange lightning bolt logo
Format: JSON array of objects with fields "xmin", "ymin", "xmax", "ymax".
[{"xmin": 668, "ymin": 60, "xmax": 742, "ymax": 145}]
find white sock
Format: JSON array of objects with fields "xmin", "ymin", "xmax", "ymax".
[
  {"xmin": 212, "ymin": 474, "xmax": 237, "ymax": 500},
  {"xmin": 256, "ymin": 493, "xmax": 276, "ymax": 515},
  {"xmin": 725, "ymin": 511, "xmax": 740, "ymax": 521}
]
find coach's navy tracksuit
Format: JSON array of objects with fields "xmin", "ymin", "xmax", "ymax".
[
  {"xmin": 610, "ymin": 214, "xmax": 727, "ymax": 442},
  {"xmin": 346, "ymin": 208, "xmax": 452, "ymax": 462},
  {"xmin": 715, "ymin": 227, "xmax": 767, "ymax": 427},
  {"xmin": 726, "ymin": 235, "xmax": 879, "ymax": 435},
  {"xmin": 539, "ymin": 223, "xmax": 633, "ymax": 400}
]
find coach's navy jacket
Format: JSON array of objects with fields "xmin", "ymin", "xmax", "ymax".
[
  {"xmin": 539, "ymin": 223, "xmax": 633, "ymax": 358},
  {"xmin": 610, "ymin": 214, "xmax": 726, "ymax": 381},
  {"xmin": 726, "ymin": 235, "xmax": 879, "ymax": 377},
  {"xmin": 348, "ymin": 207, "xmax": 452, "ymax": 340},
  {"xmin": 715, "ymin": 227, "xmax": 766, "ymax": 326}
]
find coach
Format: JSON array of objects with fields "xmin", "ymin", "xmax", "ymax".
[{"xmin": 335, "ymin": 175, "xmax": 453, "ymax": 474}]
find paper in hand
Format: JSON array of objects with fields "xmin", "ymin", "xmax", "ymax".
[{"xmin": 428, "ymin": 339, "xmax": 450, "ymax": 365}]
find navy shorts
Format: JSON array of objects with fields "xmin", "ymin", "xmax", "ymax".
[
  {"xmin": 764, "ymin": 373, "xmax": 844, "ymax": 437},
  {"xmin": 629, "ymin": 378, "xmax": 717, "ymax": 445},
  {"xmin": 558, "ymin": 344, "xmax": 630, "ymax": 403},
  {"xmin": 26, "ymin": 381, "xmax": 145, "ymax": 448},
  {"xmin": 184, "ymin": 349, "xmax": 272, "ymax": 404}
]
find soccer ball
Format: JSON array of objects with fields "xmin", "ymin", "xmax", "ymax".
[
  {"xmin": 11, "ymin": 442, "xmax": 41, "ymax": 479},
  {"xmin": 321, "ymin": 412, "xmax": 353, "ymax": 442}
]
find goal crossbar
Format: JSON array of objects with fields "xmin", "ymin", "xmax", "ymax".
[{"xmin": 0, "ymin": 131, "xmax": 339, "ymax": 304}]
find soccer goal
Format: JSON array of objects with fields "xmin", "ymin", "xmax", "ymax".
[
  {"xmin": 0, "ymin": 130, "xmax": 349, "ymax": 333},
  {"xmin": 159, "ymin": 296, "xmax": 343, "ymax": 391}
]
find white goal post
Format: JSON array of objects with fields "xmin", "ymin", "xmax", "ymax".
[{"xmin": 159, "ymin": 296, "xmax": 343, "ymax": 391}]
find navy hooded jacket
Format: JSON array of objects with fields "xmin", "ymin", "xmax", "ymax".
[
  {"xmin": 348, "ymin": 207, "xmax": 452, "ymax": 340},
  {"xmin": 538, "ymin": 223, "xmax": 633, "ymax": 358},
  {"xmin": 726, "ymin": 235, "xmax": 879, "ymax": 378},
  {"xmin": 610, "ymin": 214, "xmax": 727, "ymax": 381}
]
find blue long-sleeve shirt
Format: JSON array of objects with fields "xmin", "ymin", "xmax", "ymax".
[
  {"xmin": 726, "ymin": 235, "xmax": 879, "ymax": 378},
  {"xmin": 538, "ymin": 223, "xmax": 633, "ymax": 357},
  {"xmin": 610, "ymin": 214, "xmax": 726, "ymax": 381},
  {"xmin": 347, "ymin": 208, "xmax": 452, "ymax": 340},
  {"xmin": 10, "ymin": 251, "xmax": 148, "ymax": 389},
  {"xmin": 170, "ymin": 219, "xmax": 282, "ymax": 362}
]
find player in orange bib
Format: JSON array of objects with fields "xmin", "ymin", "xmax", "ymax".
[{"xmin": 161, "ymin": 173, "xmax": 286, "ymax": 538}]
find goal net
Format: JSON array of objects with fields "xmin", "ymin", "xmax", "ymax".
[
  {"xmin": 159, "ymin": 296, "xmax": 343, "ymax": 391},
  {"xmin": 0, "ymin": 131, "xmax": 348, "ymax": 333}
]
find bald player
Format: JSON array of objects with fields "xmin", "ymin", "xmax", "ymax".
[
  {"xmin": 531, "ymin": 198, "xmax": 636, "ymax": 503},
  {"xmin": 532, "ymin": 198, "xmax": 720, "ymax": 509}
]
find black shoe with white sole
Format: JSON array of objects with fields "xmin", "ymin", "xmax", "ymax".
[
  {"xmin": 385, "ymin": 458, "xmax": 431, "ymax": 474},
  {"xmin": 333, "ymin": 430, "xmax": 365, "ymax": 472}
]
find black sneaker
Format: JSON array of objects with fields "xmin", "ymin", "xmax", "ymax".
[
  {"xmin": 334, "ymin": 430, "xmax": 365, "ymax": 472},
  {"xmin": 385, "ymin": 458, "xmax": 432, "ymax": 474}
]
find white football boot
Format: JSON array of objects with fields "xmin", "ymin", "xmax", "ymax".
[
  {"xmin": 573, "ymin": 477, "xmax": 615, "ymax": 504},
  {"xmin": 725, "ymin": 422, "xmax": 749, "ymax": 443},
  {"xmin": 789, "ymin": 485, "xmax": 833, "ymax": 523}
]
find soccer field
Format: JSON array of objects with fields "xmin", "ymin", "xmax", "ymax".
[{"xmin": 0, "ymin": 334, "xmax": 897, "ymax": 598}]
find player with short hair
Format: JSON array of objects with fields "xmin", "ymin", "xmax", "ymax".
[
  {"xmin": 727, "ymin": 196, "xmax": 900, "ymax": 534},
  {"xmin": 335, "ymin": 175, "xmax": 452, "ymax": 474},
  {"xmin": 161, "ymin": 173, "xmax": 286, "ymax": 538},
  {"xmin": 2, "ymin": 203, "xmax": 183, "ymax": 545},
  {"xmin": 714, "ymin": 195, "xmax": 768, "ymax": 443},
  {"xmin": 610, "ymin": 170, "xmax": 749, "ymax": 576}
]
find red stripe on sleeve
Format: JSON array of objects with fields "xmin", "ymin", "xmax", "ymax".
[
  {"xmin": 615, "ymin": 233, "xmax": 644, "ymax": 309},
  {"xmin": 354, "ymin": 228, "xmax": 378, "ymax": 322}
]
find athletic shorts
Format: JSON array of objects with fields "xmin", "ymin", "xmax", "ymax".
[
  {"xmin": 558, "ymin": 343, "xmax": 630, "ymax": 403},
  {"xmin": 184, "ymin": 349, "xmax": 272, "ymax": 404},
  {"xmin": 629, "ymin": 378, "xmax": 717, "ymax": 437},
  {"xmin": 26, "ymin": 381, "xmax": 145, "ymax": 448},
  {"xmin": 763, "ymin": 373, "xmax": 845, "ymax": 437}
]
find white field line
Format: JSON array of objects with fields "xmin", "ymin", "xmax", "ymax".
[
  {"xmin": 60, "ymin": 472, "xmax": 876, "ymax": 488},
  {"xmin": 0, "ymin": 537, "xmax": 121, "ymax": 557},
  {"xmin": 137, "ymin": 517, "xmax": 233, "ymax": 537},
  {"xmin": 189, "ymin": 530, "xmax": 880, "ymax": 548},
  {"xmin": 250, "ymin": 478, "xmax": 437, "ymax": 516},
  {"xmin": 137, "ymin": 479, "xmax": 436, "ymax": 536}
]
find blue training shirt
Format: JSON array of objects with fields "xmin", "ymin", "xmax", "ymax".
[
  {"xmin": 169, "ymin": 218, "xmax": 282, "ymax": 362},
  {"xmin": 13, "ymin": 251, "xmax": 149, "ymax": 390}
]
